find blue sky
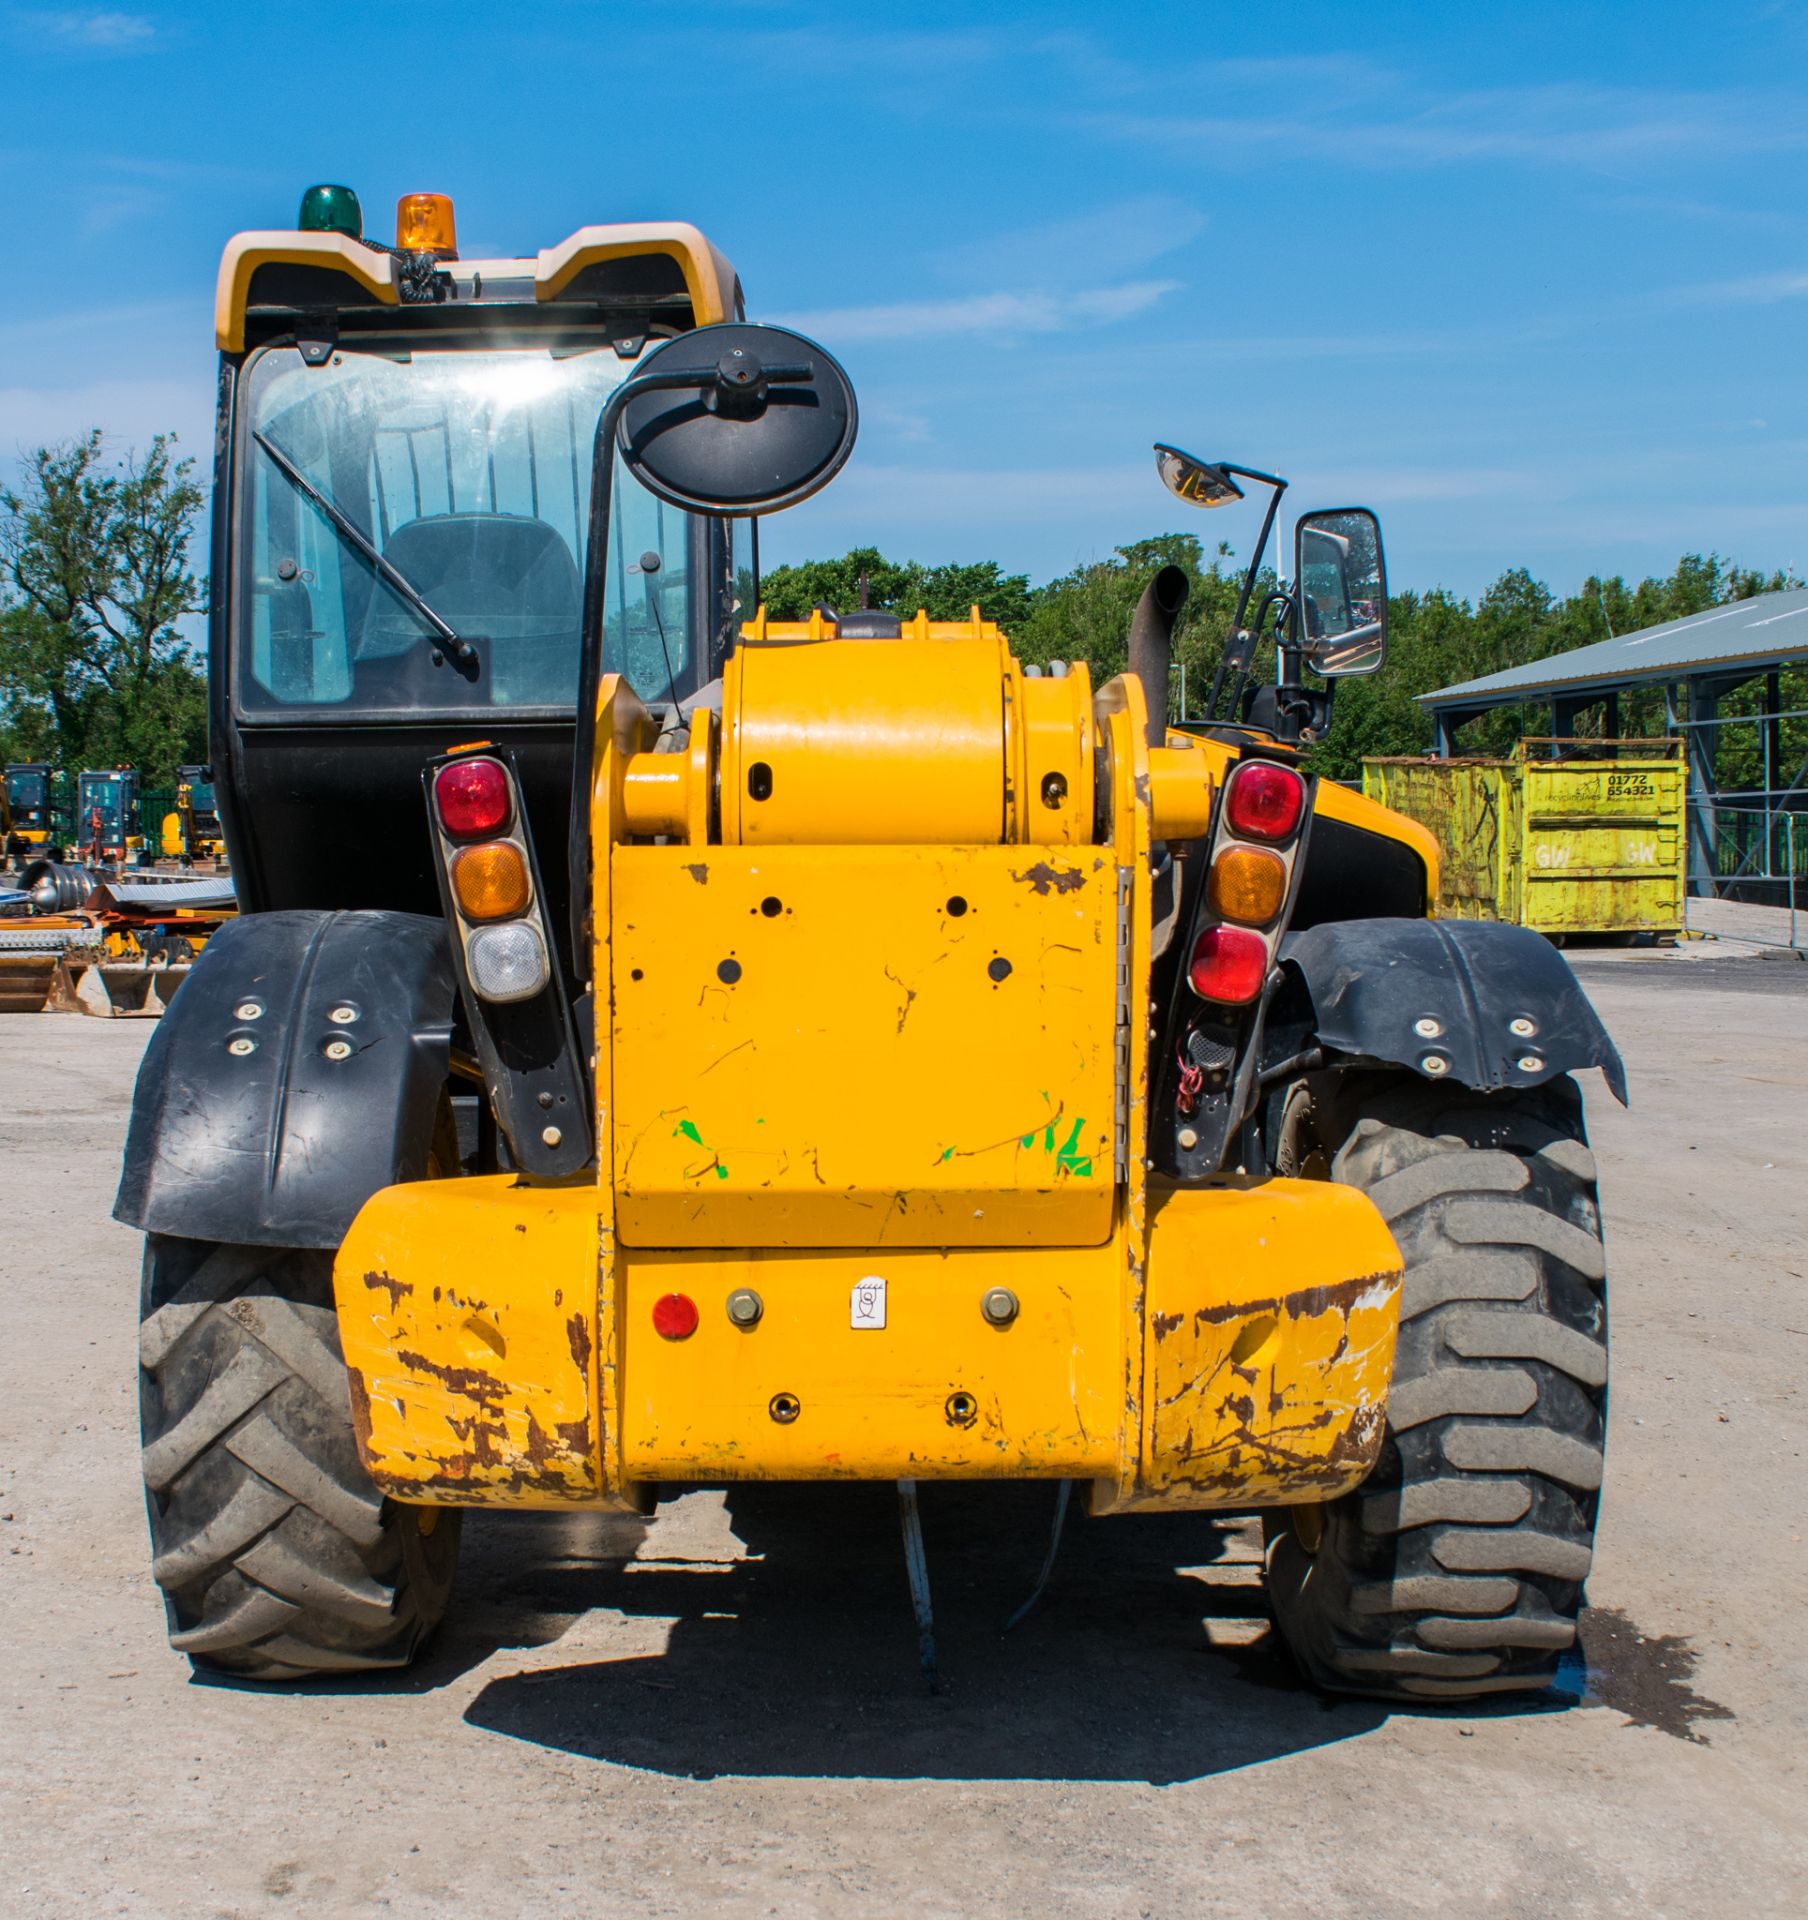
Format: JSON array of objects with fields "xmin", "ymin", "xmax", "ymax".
[{"xmin": 2, "ymin": 0, "xmax": 1806, "ymax": 600}]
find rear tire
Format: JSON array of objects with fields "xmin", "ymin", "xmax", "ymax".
[
  {"xmin": 139, "ymin": 1235, "xmax": 462, "ymax": 1681},
  {"xmin": 1264, "ymin": 1073, "xmax": 1607, "ymax": 1701}
]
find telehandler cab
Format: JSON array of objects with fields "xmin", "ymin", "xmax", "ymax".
[{"xmin": 119, "ymin": 189, "xmax": 1621, "ymax": 1701}]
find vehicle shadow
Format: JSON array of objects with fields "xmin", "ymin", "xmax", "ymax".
[
  {"xmin": 459, "ymin": 1481, "xmax": 1396, "ymax": 1784},
  {"xmin": 197, "ymin": 1506, "xmax": 657, "ymax": 1698}
]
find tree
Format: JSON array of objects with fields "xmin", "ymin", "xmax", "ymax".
[
  {"xmin": 756, "ymin": 546, "xmax": 1035, "ymax": 630},
  {"xmin": 755, "ymin": 536, "xmax": 1797, "ymax": 791},
  {"xmin": 1014, "ymin": 533, "xmax": 1259, "ymax": 710},
  {"xmin": 0, "ymin": 432, "xmax": 208, "ymax": 783}
]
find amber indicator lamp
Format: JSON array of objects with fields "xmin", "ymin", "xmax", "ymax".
[{"xmin": 395, "ymin": 192, "xmax": 458, "ymax": 258}]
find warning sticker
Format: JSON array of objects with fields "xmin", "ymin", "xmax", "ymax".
[{"xmin": 851, "ymin": 1276, "xmax": 887, "ymax": 1330}]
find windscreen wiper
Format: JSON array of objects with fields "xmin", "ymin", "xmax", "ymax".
[{"xmin": 251, "ymin": 430, "xmax": 478, "ymax": 669}]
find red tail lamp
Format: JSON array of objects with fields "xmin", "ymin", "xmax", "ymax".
[
  {"xmin": 652, "ymin": 1293, "xmax": 700, "ymax": 1341},
  {"xmin": 1188, "ymin": 924, "xmax": 1269, "ymax": 1005},
  {"xmin": 435, "ymin": 757, "xmax": 510, "ymax": 839},
  {"xmin": 1225, "ymin": 761, "xmax": 1306, "ymax": 843}
]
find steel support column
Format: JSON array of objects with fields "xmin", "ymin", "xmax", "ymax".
[{"xmin": 1685, "ymin": 676, "xmax": 1720, "ymax": 897}]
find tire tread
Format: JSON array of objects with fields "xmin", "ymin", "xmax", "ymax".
[
  {"xmin": 140, "ymin": 1236, "xmax": 459, "ymax": 1681},
  {"xmin": 1265, "ymin": 1074, "xmax": 1608, "ymax": 1703}
]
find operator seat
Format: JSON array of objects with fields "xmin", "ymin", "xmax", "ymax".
[{"xmin": 359, "ymin": 512, "xmax": 583, "ymax": 707}]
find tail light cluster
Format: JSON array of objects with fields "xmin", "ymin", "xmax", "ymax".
[
  {"xmin": 423, "ymin": 745, "xmax": 591, "ymax": 1179},
  {"xmin": 431, "ymin": 754, "xmax": 550, "ymax": 1004},
  {"xmin": 1187, "ymin": 757, "xmax": 1309, "ymax": 1006}
]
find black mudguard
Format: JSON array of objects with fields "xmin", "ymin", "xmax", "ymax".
[
  {"xmin": 115, "ymin": 909, "xmax": 457, "ymax": 1248},
  {"xmin": 1281, "ymin": 917, "xmax": 1627, "ymax": 1104}
]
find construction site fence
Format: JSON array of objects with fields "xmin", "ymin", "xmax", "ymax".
[{"xmin": 1691, "ymin": 801, "xmax": 1803, "ymax": 945}]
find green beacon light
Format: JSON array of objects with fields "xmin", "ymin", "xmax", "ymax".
[{"xmin": 297, "ymin": 183, "xmax": 363, "ymax": 239}]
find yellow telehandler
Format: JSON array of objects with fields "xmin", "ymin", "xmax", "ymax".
[{"xmin": 117, "ymin": 187, "xmax": 1620, "ymax": 1701}]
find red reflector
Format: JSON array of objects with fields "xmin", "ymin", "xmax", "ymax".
[
  {"xmin": 1225, "ymin": 761, "xmax": 1305, "ymax": 842},
  {"xmin": 434, "ymin": 757, "xmax": 510, "ymax": 839},
  {"xmin": 652, "ymin": 1293, "xmax": 700, "ymax": 1341},
  {"xmin": 1188, "ymin": 925, "xmax": 1269, "ymax": 1004}
]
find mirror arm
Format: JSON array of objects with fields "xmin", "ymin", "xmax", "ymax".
[
  {"xmin": 1209, "ymin": 478, "xmax": 1285, "ymax": 720},
  {"xmin": 566, "ymin": 357, "xmax": 820, "ymax": 994},
  {"xmin": 567, "ymin": 373, "xmax": 642, "ymax": 989},
  {"xmin": 1229, "ymin": 480, "xmax": 1285, "ymax": 640},
  {"xmin": 1217, "ymin": 461, "xmax": 1289, "ymax": 492}
]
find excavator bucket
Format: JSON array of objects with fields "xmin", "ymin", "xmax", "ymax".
[
  {"xmin": 0, "ymin": 951, "xmax": 57, "ymax": 1014},
  {"xmin": 52, "ymin": 955, "xmax": 190, "ymax": 1017},
  {"xmin": 0, "ymin": 923, "xmax": 91, "ymax": 1013}
]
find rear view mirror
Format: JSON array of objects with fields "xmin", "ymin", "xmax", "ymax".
[
  {"xmin": 615, "ymin": 323, "xmax": 858, "ymax": 516},
  {"xmin": 1153, "ymin": 443, "xmax": 1245, "ymax": 508},
  {"xmin": 1294, "ymin": 507, "xmax": 1386, "ymax": 676}
]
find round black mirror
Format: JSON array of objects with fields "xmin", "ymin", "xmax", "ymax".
[{"xmin": 616, "ymin": 323, "xmax": 858, "ymax": 516}]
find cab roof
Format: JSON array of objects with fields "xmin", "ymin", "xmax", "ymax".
[{"xmin": 215, "ymin": 221, "xmax": 742, "ymax": 354}]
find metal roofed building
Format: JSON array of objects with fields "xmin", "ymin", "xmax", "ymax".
[{"xmin": 1419, "ymin": 586, "xmax": 1808, "ymax": 896}]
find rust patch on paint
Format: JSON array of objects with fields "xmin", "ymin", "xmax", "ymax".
[
  {"xmin": 1012, "ymin": 861, "xmax": 1086, "ymax": 895},
  {"xmin": 567, "ymin": 1311, "xmax": 592, "ymax": 1376},
  {"xmin": 394, "ymin": 1348, "xmax": 506, "ymax": 1405},
  {"xmin": 362, "ymin": 1270, "xmax": 412, "ymax": 1310},
  {"xmin": 683, "ymin": 862, "xmax": 709, "ymax": 885},
  {"xmin": 1192, "ymin": 1267, "xmax": 1400, "ymax": 1327},
  {"xmin": 344, "ymin": 1365, "xmax": 375, "ymax": 1454},
  {"xmin": 1152, "ymin": 1310, "xmax": 1184, "ymax": 1342}
]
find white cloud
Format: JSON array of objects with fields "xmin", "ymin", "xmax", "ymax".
[
  {"xmin": 934, "ymin": 195, "xmax": 1206, "ymax": 288},
  {"xmin": 1091, "ymin": 81, "xmax": 1808, "ymax": 171},
  {"xmin": 1659, "ymin": 269, "xmax": 1808, "ymax": 307},
  {"xmin": 771, "ymin": 280, "xmax": 1180, "ymax": 343},
  {"xmin": 17, "ymin": 9, "xmax": 155, "ymax": 50},
  {"xmin": 0, "ymin": 379, "xmax": 212, "ymax": 469},
  {"xmin": 819, "ymin": 459, "xmax": 1531, "ymax": 532},
  {"xmin": 827, "ymin": 461, "xmax": 1152, "ymax": 523},
  {"xmin": 1302, "ymin": 466, "xmax": 1533, "ymax": 506}
]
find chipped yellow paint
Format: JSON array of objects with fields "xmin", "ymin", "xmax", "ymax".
[
  {"xmin": 610, "ymin": 842, "xmax": 1118, "ymax": 1247},
  {"xmin": 332, "ymin": 1176, "xmax": 612, "ymax": 1508},
  {"xmin": 333, "ymin": 1169, "xmax": 1396, "ymax": 1504},
  {"xmin": 591, "ymin": 674, "xmax": 661, "ymax": 1497},
  {"xmin": 330, "ymin": 646, "xmax": 1417, "ymax": 1513},
  {"xmin": 1099, "ymin": 1179, "xmax": 1403, "ymax": 1513},
  {"xmin": 1097, "ymin": 674, "xmax": 1155, "ymax": 1514}
]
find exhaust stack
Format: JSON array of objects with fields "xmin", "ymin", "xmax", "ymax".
[{"xmin": 1128, "ymin": 565, "xmax": 1190, "ymax": 747}]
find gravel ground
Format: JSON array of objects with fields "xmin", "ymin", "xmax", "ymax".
[{"xmin": 1, "ymin": 948, "xmax": 1803, "ymax": 1918}]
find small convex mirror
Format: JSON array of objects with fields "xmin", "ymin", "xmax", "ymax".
[
  {"xmin": 615, "ymin": 323, "xmax": 858, "ymax": 516},
  {"xmin": 1294, "ymin": 507, "xmax": 1386, "ymax": 676},
  {"xmin": 1153, "ymin": 443, "xmax": 1245, "ymax": 508}
]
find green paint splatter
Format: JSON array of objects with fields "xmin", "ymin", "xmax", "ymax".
[
  {"xmin": 1055, "ymin": 1117, "xmax": 1092, "ymax": 1178},
  {"xmin": 941, "ymin": 1146, "xmax": 955, "ymax": 1162},
  {"xmin": 673, "ymin": 1116, "xmax": 729, "ymax": 1181}
]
